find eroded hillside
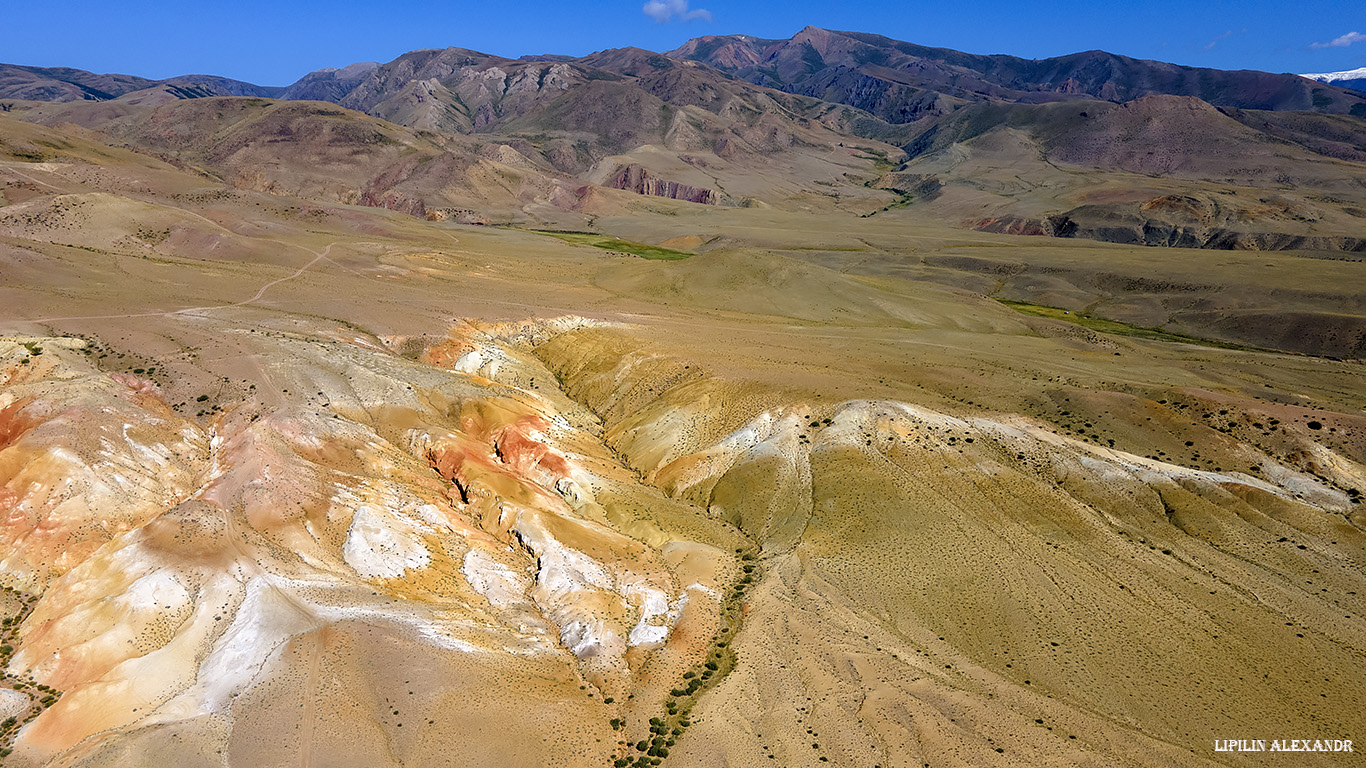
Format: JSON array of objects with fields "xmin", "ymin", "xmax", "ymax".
[{"xmin": 0, "ymin": 311, "xmax": 1362, "ymax": 767}]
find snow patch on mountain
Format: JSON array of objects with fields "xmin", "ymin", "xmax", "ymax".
[{"xmin": 1300, "ymin": 67, "xmax": 1366, "ymax": 83}]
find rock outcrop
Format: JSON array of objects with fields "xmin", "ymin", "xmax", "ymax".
[{"xmin": 602, "ymin": 164, "xmax": 718, "ymax": 204}]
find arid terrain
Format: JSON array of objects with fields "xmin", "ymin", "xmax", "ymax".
[{"xmin": 0, "ymin": 26, "xmax": 1364, "ymax": 768}]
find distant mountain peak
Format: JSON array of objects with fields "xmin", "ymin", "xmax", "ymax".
[
  {"xmin": 1301, "ymin": 67, "xmax": 1366, "ymax": 83},
  {"xmin": 334, "ymin": 62, "xmax": 380, "ymax": 78},
  {"xmin": 1300, "ymin": 67, "xmax": 1366, "ymax": 94},
  {"xmin": 1301, "ymin": 66, "xmax": 1366, "ymax": 80}
]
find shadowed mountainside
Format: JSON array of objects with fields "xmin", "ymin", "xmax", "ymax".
[
  {"xmin": 0, "ymin": 64, "xmax": 281, "ymax": 103},
  {"xmin": 669, "ymin": 26, "xmax": 1366, "ymax": 120}
]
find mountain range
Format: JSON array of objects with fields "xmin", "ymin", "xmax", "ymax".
[
  {"xmin": 8, "ymin": 27, "xmax": 1366, "ymax": 111},
  {"xmin": 3, "ymin": 26, "xmax": 1366, "ymax": 254}
]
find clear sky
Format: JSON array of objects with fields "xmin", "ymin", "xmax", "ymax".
[{"xmin": 5, "ymin": 0, "xmax": 1364, "ymax": 85}]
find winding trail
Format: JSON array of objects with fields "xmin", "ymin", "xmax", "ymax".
[
  {"xmin": 23, "ymin": 243, "xmax": 338, "ymax": 324},
  {"xmin": 0, "ymin": 164, "xmax": 68, "ymax": 194},
  {"xmin": 203, "ymin": 244, "xmax": 334, "ymax": 314}
]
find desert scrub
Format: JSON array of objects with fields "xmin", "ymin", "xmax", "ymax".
[
  {"xmin": 610, "ymin": 548, "xmax": 761, "ymax": 768},
  {"xmin": 0, "ymin": 586, "xmax": 63, "ymax": 751},
  {"xmin": 513, "ymin": 229, "xmax": 693, "ymax": 260},
  {"xmin": 997, "ymin": 299, "xmax": 1253, "ymax": 350}
]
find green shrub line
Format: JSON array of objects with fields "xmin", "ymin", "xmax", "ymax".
[
  {"xmin": 0, "ymin": 585, "xmax": 62, "ymax": 754},
  {"xmin": 609, "ymin": 549, "xmax": 761, "ymax": 768},
  {"xmin": 512, "ymin": 228, "xmax": 694, "ymax": 261},
  {"xmin": 996, "ymin": 299, "xmax": 1253, "ymax": 351}
]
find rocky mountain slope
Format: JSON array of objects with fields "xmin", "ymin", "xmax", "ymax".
[{"xmin": 670, "ymin": 26, "xmax": 1366, "ymax": 119}]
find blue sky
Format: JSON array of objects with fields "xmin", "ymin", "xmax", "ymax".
[{"xmin": 5, "ymin": 0, "xmax": 1364, "ymax": 85}]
